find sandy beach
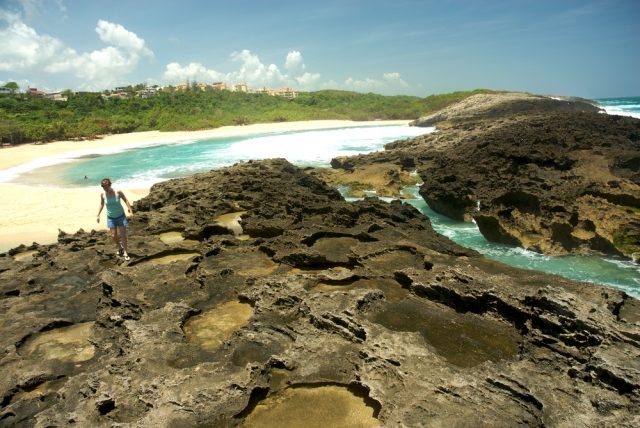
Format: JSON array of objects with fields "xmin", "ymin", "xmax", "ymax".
[{"xmin": 0, "ymin": 120, "xmax": 409, "ymax": 252}]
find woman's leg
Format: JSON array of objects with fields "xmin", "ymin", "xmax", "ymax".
[
  {"xmin": 118, "ymin": 225, "xmax": 128, "ymax": 256},
  {"xmin": 110, "ymin": 227, "xmax": 121, "ymax": 254}
]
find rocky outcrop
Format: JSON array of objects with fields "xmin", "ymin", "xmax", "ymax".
[
  {"xmin": 1, "ymin": 159, "xmax": 638, "ymax": 426},
  {"xmin": 328, "ymin": 93, "xmax": 640, "ymax": 259},
  {"xmin": 416, "ymin": 111, "xmax": 640, "ymax": 258},
  {"xmin": 410, "ymin": 92, "xmax": 603, "ymax": 127}
]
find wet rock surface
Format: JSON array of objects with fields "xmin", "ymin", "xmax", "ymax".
[
  {"xmin": 1, "ymin": 158, "xmax": 639, "ymax": 426},
  {"xmin": 329, "ymin": 93, "xmax": 640, "ymax": 259}
]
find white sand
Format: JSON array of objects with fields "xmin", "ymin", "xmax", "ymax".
[{"xmin": 0, "ymin": 120, "xmax": 409, "ymax": 252}]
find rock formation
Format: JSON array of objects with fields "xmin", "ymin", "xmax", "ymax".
[
  {"xmin": 1, "ymin": 159, "xmax": 638, "ymax": 426},
  {"xmin": 327, "ymin": 92, "xmax": 640, "ymax": 260}
]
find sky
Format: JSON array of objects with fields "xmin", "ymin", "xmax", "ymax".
[{"xmin": 0, "ymin": 0, "xmax": 638, "ymax": 99}]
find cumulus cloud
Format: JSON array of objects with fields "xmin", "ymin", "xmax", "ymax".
[
  {"xmin": 229, "ymin": 49, "xmax": 286, "ymax": 87},
  {"xmin": 285, "ymin": 50, "xmax": 305, "ymax": 75},
  {"xmin": 0, "ymin": 10, "xmax": 64, "ymax": 70},
  {"xmin": 162, "ymin": 50, "xmax": 410, "ymax": 95},
  {"xmin": 164, "ymin": 62, "xmax": 226, "ymax": 83},
  {"xmin": 295, "ymin": 72, "xmax": 321, "ymax": 87},
  {"xmin": 163, "ymin": 49, "xmax": 322, "ymax": 90},
  {"xmin": 340, "ymin": 72, "xmax": 409, "ymax": 94},
  {"xmin": 95, "ymin": 20, "xmax": 153, "ymax": 57},
  {"xmin": 0, "ymin": 10, "xmax": 153, "ymax": 90},
  {"xmin": 383, "ymin": 72, "xmax": 408, "ymax": 87}
]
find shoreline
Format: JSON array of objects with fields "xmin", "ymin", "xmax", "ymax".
[{"xmin": 0, "ymin": 120, "xmax": 410, "ymax": 252}]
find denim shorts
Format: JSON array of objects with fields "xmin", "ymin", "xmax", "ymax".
[{"xmin": 107, "ymin": 214, "xmax": 128, "ymax": 229}]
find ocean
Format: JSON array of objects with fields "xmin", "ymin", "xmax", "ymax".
[
  {"xmin": 595, "ymin": 96, "xmax": 640, "ymax": 119},
  {"xmin": 2, "ymin": 99, "xmax": 639, "ymax": 297}
]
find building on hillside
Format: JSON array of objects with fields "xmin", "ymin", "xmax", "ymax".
[
  {"xmin": 26, "ymin": 88, "xmax": 45, "ymax": 96},
  {"xmin": 102, "ymin": 91, "xmax": 128, "ymax": 99},
  {"xmin": 45, "ymin": 91, "xmax": 68, "ymax": 101},
  {"xmin": 0, "ymin": 87, "xmax": 13, "ymax": 95},
  {"xmin": 136, "ymin": 86, "xmax": 159, "ymax": 98},
  {"xmin": 231, "ymin": 83, "xmax": 248, "ymax": 93},
  {"xmin": 272, "ymin": 87, "xmax": 298, "ymax": 99},
  {"xmin": 114, "ymin": 86, "xmax": 128, "ymax": 92},
  {"xmin": 195, "ymin": 83, "xmax": 210, "ymax": 91},
  {"xmin": 250, "ymin": 87, "xmax": 270, "ymax": 95},
  {"xmin": 249, "ymin": 86, "xmax": 298, "ymax": 99},
  {"xmin": 212, "ymin": 82, "xmax": 226, "ymax": 90},
  {"xmin": 174, "ymin": 83, "xmax": 189, "ymax": 92}
]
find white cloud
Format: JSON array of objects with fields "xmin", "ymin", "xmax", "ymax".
[
  {"xmin": 95, "ymin": 20, "xmax": 153, "ymax": 57},
  {"xmin": 229, "ymin": 49, "xmax": 286, "ymax": 87},
  {"xmin": 340, "ymin": 72, "xmax": 409, "ymax": 94},
  {"xmin": 383, "ymin": 72, "xmax": 408, "ymax": 87},
  {"xmin": 285, "ymin": 50, "xmax": 305, "ymax": 75},
  {"xmin": 295, "ymin": 72, "xmax": 321, "ymax": 87},
  {"xmin": 1, "ymin": 5, "xmax": 413, "ymax": 95},
  {"xmin": 161, "ymin": 51, "xmax": 412, "ymax": 95},
  {"xmin": 163, "ymin": 49, "xmax": 322, "ymax": 91},
  {"xmin": 16, "ymin": 0, "xmax": 41, "ymax": 24},
  {"xmin": 0, "ymin": 10, "xmax": 65, "ymax": 70},
  {"xmin": 163, "ymin": 62, "xmax": 225, "ymax": 83},
  {"xmin": 0, "ymin": 11, "xmax": 153, "ymax": 90},
  {"xmin": 345, "ymin": 77, "xmax": 384, "ymax": 90}
]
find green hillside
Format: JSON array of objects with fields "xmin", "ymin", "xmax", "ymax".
[{"xmin": 0, "ymin": 88, "xmax": 495, "ymax": 145}]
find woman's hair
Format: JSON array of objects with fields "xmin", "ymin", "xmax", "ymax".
[{"xmin": 101, "ymin": 178, "xmax": 112, "ymax": 187}]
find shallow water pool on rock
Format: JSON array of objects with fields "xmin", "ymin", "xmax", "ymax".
[
  {"xmin": 371, "ymin": 298, "xmax": 521, "ymax": 367},
  {"xmin": 239, "ymin": 384, "xmax": 380, "ymax": 428},
  {"xmin": 183, "ymin": 301, "xmax": 253, "ymax": 351},
  {"xmin": 19, "ymin": 322, "xmax": 96, "ymax": 363}
]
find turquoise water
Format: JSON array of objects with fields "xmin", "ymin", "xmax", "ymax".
[
  {"xmin": 3, "ymin": 122, "xmax": 639, "ymax": 298},
  {"xmin": 341, "ymin": 185, "xmax": 640, "ymax": 298},
  {"xmin": 403, "ymin": 188, "xmax": 640, "ymax": 298},
  {"xmin": 594, "ymin": 96, "xmax": 640, "ymax": 119},
  {"xmin": 10, "ymin": 125, "xmax": 431, "ymax": 188}
]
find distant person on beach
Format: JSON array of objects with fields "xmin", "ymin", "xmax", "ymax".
[{"xmin": 96, "ymin": 178, "xmax": 133, "ymax": 261}]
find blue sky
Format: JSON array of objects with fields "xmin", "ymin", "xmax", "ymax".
[{"xmin": 0, "ymin": 0, "xmax": 638, "ymax": 98}]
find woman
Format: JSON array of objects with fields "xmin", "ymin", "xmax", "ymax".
[{"xmin": 97, "ymin": 178, "xmax": 133, "ymax": 261}]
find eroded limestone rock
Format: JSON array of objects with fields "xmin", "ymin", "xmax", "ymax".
[{"xmin": 0, "ymin": 159, "xmax": 638, "ymax": 426}]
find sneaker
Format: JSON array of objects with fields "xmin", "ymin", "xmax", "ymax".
[
  {"xmin": 117, "ymin": 248, "xmax": 124, "ymax": 257},
  {"xmin": 123, "ymin": 253, "xmax": 130, "ymax": 261}
]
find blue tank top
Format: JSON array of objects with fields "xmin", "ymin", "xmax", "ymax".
[{"xmin": 104, "ymin": 190, "xmax": 125, "ymax": 218}]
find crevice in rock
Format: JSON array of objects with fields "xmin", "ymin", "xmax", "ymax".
[
  {"xmin": 611, "ymin": 295, "xmax": 627, "ymax": 321},
  {"xmin": 486, "ymin": 377, "xmax": 544, "ymax": 411},
  {"xmin": 302, "ymin": 231, "xmax": 377, "ymax": 247},
  {"xmin": 584, "ymin": 191, "xmax": 640, "ymax": 209},
  {"xmin": 96, "ymin": 398, "xmax": 116, "ymax": 415},
  {"xmin": 589, "ymin": 365, "xmax": 637, "ymax": 394},
  {"xmin": 314, "ymin": 276, "xmax": 364, "ymax": 286},
  {"xmin": 199, "ymin": 224, "xmax": 236, "ymax": 240},
  {"xmin": 393, "ymin": 272, "xmax": 531, "ymax": 334},
  {"xmin": 310, "ymin": 312, "xmax": 367, "ymax": 343},
  {"xmin": 1, "ymin": 389, "xmax": 17, "ymax": 408},
  {"xmin": 278, "ymin": 252, "xmax": 360, "ymax": 270},
  {"xmin": 234, "ymin": 386, "xmax": 270, "ymax": 419}
]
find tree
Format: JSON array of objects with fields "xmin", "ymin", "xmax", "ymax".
[
  {"xmin": 3, "ymin": 81, "xmax": 19, "ymax": 93},
  {"xmin": 0, "ymin": 119, "xmax": 24, "ymax": 146}
]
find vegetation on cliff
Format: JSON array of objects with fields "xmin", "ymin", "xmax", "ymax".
[{"xmin": 0, "ymin": 88, "xmax": 495, "ymax": 144}]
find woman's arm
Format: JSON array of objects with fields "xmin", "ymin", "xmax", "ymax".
[
  {"xmin": 97, "ymin": 194, "xmax": 104, "ymax": 223},
  {"xmin": 119, "ymin": 191, "xmax": 134, "ymax": 219}
]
